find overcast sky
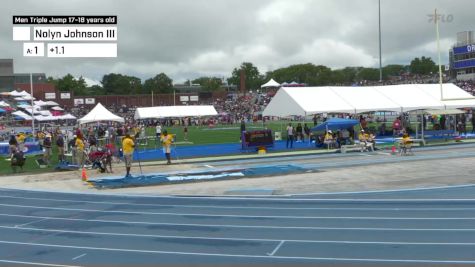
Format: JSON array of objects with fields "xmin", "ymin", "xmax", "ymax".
[{"xmin": 1, "ymin": 0, "xmax": 474, "ymax": 85}]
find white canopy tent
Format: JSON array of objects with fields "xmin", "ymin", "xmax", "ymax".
[
  {"xmin": 59, "ymin": 114, "xmax": 77, "ymax": 120},
  {"xmin": 34, "ymin": 115, "xmax": 58, "ymax": 121},
  {"xmin": 78, "ymin": 103, "xmax": 125, "ymax": 124},
  {"xmin": 51, "ymin": 106, "xmax": 64, "ymax": 111},
  {"xmin": 263, "ymin": 83, "xmax": 475, "ymax": 117},
  {"xmin": 24, "ymin": 107, "xmax": 42, "ymax": 115},
  {"xmin": 9, "ymin": 90, "xmax": 31, "ymax": 97},
  {"xmin": 134, "ymin": 105, "xmax": 218, "ymax": 120},
  {"xmin": 44, "ymin": 101, "xmax": 59, "ymax": 106},
  {"xmin": 0, "ymin": 101, "xmax": 10, "ymax": 107},
  {"xmin": 17, "ymin": 104, "xmax": 32, "ymax": 109},
  {"xmin": 12, "ymin": 111, "xmax": 33, "ymax": 120},
  {"xmin": 34, "ymin": 100, "xmax": 48, "ymax": 106},
  {"xmin": 14, "ymin": 96, "xmax": 35, "ymax": 101},
  {"xmin": 261, "ymin": 79, "xmax": 280, "ymax": 88}
]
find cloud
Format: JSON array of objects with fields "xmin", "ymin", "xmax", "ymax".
[{"xmin": 0, "ymin": 0, "xmax": 474, "ymax": 83}]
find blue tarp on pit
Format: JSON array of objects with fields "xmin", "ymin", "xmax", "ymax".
[
  {"xmin": 89, "ymin": 164, "xmax": 314, "ymax": 189},
  {"xmin": 311, "ymin": 118, "xmax": 360, "ymax": 132}
]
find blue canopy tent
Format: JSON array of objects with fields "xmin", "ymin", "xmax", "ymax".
[{"xmin": 311, "ymin": 118, "xmax": 359, "ymax": 132}]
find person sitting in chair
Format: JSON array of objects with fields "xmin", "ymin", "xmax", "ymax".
[
  {"xmin": 358, "ymin": 129, "xmax": 374, "ymax": 152},
  {"xmin": 367, "ymin": 131, "xmax": 377, "ymax": 150},
  {"xmin": 323, "ymin": 130, "xmax": 335, "ymax": 149}
]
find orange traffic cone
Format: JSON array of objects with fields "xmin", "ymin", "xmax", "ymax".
[
  {"xmin": 391, "ymin": 145, "xmax": 396, "ymax": 154},
  {"xmin": 81, "ymin": 167, "xmax": 88, "ymax": 181}
]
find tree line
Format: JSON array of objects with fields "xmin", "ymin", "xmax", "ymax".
[{"xmin": 48, "ymin": 56, "xmax": 438, "ymax": 96}]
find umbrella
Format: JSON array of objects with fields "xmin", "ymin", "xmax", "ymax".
[{"xmin": 311, "ymin": 118, "xmax": 360, "ymax": 132}]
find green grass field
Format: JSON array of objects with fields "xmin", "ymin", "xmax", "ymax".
[
  {"xmin": 0, "ymin": 121, "xmax": 290, "ymax": 175},
  {"xmin": 0, "ymin": 120, "xmax": 471, "ymax": 175}
]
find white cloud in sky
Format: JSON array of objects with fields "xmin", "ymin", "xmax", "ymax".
[{"xmin": 0, "ymin": 0, "xmax": 473, "ymax": 84}]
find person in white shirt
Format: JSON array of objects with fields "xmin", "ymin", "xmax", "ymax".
[
  {"xmin": 286, "ymin": 123, "xmax": 294, "ymax": 148},
  {"xmin": 155, "ymin": 124, "xmax": 162, "ymax": 138},
  {"xmin": 155, "ymin": 124, "xmax": 162, "ymax": 147}
]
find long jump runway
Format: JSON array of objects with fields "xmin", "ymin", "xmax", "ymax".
[{"xmin": 1, "ymin": 183, "xmax": 475, "ymax": 266}]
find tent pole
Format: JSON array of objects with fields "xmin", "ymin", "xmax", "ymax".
[
  {"xmin": 415, "ymin": 113, "xmax": 419, "ymax": 139},
  {"xmin": 30, "ymin": 73, "xmax": 35, "ymax": 136},
  {"xmin": 421, "ymin": 112, "xmax": 425, "ymax": 144},
  {"xmin": 280, "ymin": 118, "xmax": 283, "ymax": 135}
]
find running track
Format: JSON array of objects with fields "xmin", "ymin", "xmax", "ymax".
[{"xmin": 1, "ymin": 185, "xmax": 475, "ymax": 266}]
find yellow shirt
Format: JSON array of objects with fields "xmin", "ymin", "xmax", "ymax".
[
  {"xmin": 358, "ymin": 133, "xmax": 367, "ymax": 141},
  {"xmin": 75, "ymin": 138, "xmax": 85, "ymax": 151},
  {"xmin": 17, "ymin": 134, "xmax": 26, "ymax": 143},
  {"xmin": 122, "ymin": 137, "xmax": 135, "ymax": 155},
  {"xmin": 402, "ymin": 136, "xmax": 411, "ymax": 144},
  {"xmin": 324, "ymin": 133, "xmax": 333, "ymax": 141},
  {"xmin": 161, "ymin": 134, "xmax": 173, "ymax": 146}
]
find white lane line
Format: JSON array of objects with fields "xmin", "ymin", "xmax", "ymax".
[
  {"xmin": 5, "ymin": 225, "xmax": 475, "ymax": 246},
  {"xmin": 204, "ymin": 164, "xmax": 214, "ymax": 168},
  {"xmin": 15, "ymin": 218, "xmax": 49, "ymax": 228},
  {"xmin": 4, "ymin": 194, "xmax": 475, "ymax": 211},
  {"xmin": 290, "ymin": 183, "xmax": 475, "ymax": 196},
  {"xmin": 2, "ymin": 213, "xmax": 475, "ymax": 231},
  {"xmin": 1, "ymin": 240, "xmax": 475, "ymax": 264},
  {"xmin": 71, "ymin": 253, "xmax": 87, "ymax": 260},
  {"xmin": 377, "ymin": 152, "xmax": 391, "ymax": 156},
  {"xmin": 6, "ymin": 190, "xmax": 475, "ymax": 202},
  {"xmin": 267, "ymin": 240, "xmax": 285, "ymax": 256},
  {"xmin": 2, "ymin": 203, "xmax": 475, "ymax": 220},
  {"xmin": 0, "ymin": 259, "xmax": 80, "ymax": 267}
]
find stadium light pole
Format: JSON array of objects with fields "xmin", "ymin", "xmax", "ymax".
[
  {"xmin": 30, "ymin": 73, "xmax": 35, "ymax": 136},
  {"xmin": 378, "ymin": 0, "xmax": 383, "ymax": 82},
  {"xmin": 435, "ymin": 8, "xmax": 444, "ymax": 100}
]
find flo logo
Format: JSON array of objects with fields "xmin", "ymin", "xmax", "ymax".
[{"xmin": 427, "ymin": 13, "xmax": 454, "ymax": 23}]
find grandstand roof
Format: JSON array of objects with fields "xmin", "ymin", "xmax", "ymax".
[{"xmin": 263, "ymin": 83, "xmax": 475, "ymax": 117}]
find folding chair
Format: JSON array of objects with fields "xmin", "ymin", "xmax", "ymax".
[
  {"xmin": 359, "ymin": 141, "xmax": 374, "ymax": 152},
  {"xmin": 400, "ymin": 141, "xmax": 413, "ymax": 156}
]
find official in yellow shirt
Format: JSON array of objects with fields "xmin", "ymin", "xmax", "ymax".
[
  {"xmin": 402, "ymin": 133, "xmax": 412, "ymax": 144},
  {"xmin": 75, "ymin": 136, "xmax": 85, "ymax": 167},
  {"xmin": 160, "ymin": 130, "xmax": 173, "ymax": 164},
  {"xmin": 122, "ymin": 133, "xmax": 135, "ymax": 177},
  {"xmin": 16, "ymin": 132, "xmax": 26, "ymax": 153}
]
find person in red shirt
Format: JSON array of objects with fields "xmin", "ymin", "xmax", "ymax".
[{"xmin": 393, "ymin": 117, "xmax": 402, "ymax": 136}]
